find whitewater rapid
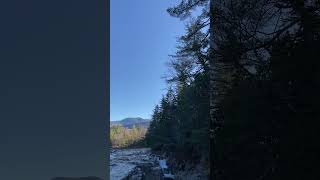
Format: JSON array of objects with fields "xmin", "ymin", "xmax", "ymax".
[{"xmin": 110, "ymin": 148, "xmax": 155, "ymax": 180}]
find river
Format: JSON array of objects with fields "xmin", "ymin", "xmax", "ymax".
[
  {"xmin": 110, "ymin": 148, "xmax": 207, "ymax": 180},
  {"xmin": 110, "ymin": 148, "xmax": 160, "ymax": 180}
]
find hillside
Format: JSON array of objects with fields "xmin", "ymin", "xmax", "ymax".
[{"xmin": 110, "ymin": 117, "xmax": 150, "ymax": 129}]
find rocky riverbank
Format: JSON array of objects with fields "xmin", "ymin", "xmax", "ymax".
[
  {"xmin": 156, "ymin": 152, "xmax": 208, "ymax": 180},
  {"xmin": 110, "ymin": 148, "xmax": 207, "ymax": 180},
  {"xmin": 110, "ymin": 148, "xmax": 161, "ymax": 180},
  {"xmin": 168, "ymin": 162, "xmax": 208, "ymax": 180}
]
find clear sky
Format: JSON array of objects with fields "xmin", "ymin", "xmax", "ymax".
[{"xmin": 111, "ymin": 0, "xmax": 185, "ymax": 121}]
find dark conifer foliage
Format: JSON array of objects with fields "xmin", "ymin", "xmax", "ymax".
[{"xmin": 145, "ymin": 0, "xmax": 320, "ymax": 179}]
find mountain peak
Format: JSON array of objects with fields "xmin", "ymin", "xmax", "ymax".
[{"xmin": 110, "ymin": 117, "xmax": 150, "ymax": 128}]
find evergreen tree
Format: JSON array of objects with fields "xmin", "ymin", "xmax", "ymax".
[{"xmin": 145, "ymin": 0, "xmax": 320, "ymax": 179}]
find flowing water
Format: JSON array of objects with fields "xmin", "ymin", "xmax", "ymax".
[{"xmin": 110, "ymin": 148, "xmax": 158, "ymax": 180}]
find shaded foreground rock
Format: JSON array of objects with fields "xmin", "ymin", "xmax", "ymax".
[
  {"xmin": 165, "ymin": 155, "xmax": 208, "ymax": 180},
  {"xmin": 125, "ymin": 162, "xmax": 163, "ymax": 180},
  {"xmin": 173, "ymin": 165, "xmax": 208, "ymax": 180}
]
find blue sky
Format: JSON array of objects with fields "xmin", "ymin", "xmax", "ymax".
[{"xmin": 111, "ymin": 0, "xmax": 185, "ymax": 121}]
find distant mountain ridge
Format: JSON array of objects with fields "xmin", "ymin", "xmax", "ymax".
[{"xmin": 110, "ymin": 117, "xmax": 150, "ymax": 128}]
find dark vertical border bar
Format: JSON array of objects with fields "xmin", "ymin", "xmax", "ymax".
[
  {"xmin": 106, "ymin": 0, "xmax": 110, "ymax": 179},
  {"xmin": 0, "ymin": 0, "xmax": 109, "ymax": 179}
]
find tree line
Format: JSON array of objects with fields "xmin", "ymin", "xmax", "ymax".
[
  {"xmin": 110, "ymin": 125, "xmax": 147, "ymax": 148},
  {"xmin": 145, "ymin": 0, "xmax": 320, "ymax": 179}
]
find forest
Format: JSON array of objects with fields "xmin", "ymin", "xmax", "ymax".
[
  {"xmin": 110, "ymin": 125, "xmax": 147, "ymax": 148},
  {"xmin": 144, "ymin": 0, "xmax": 320, "ymax": 179}
]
